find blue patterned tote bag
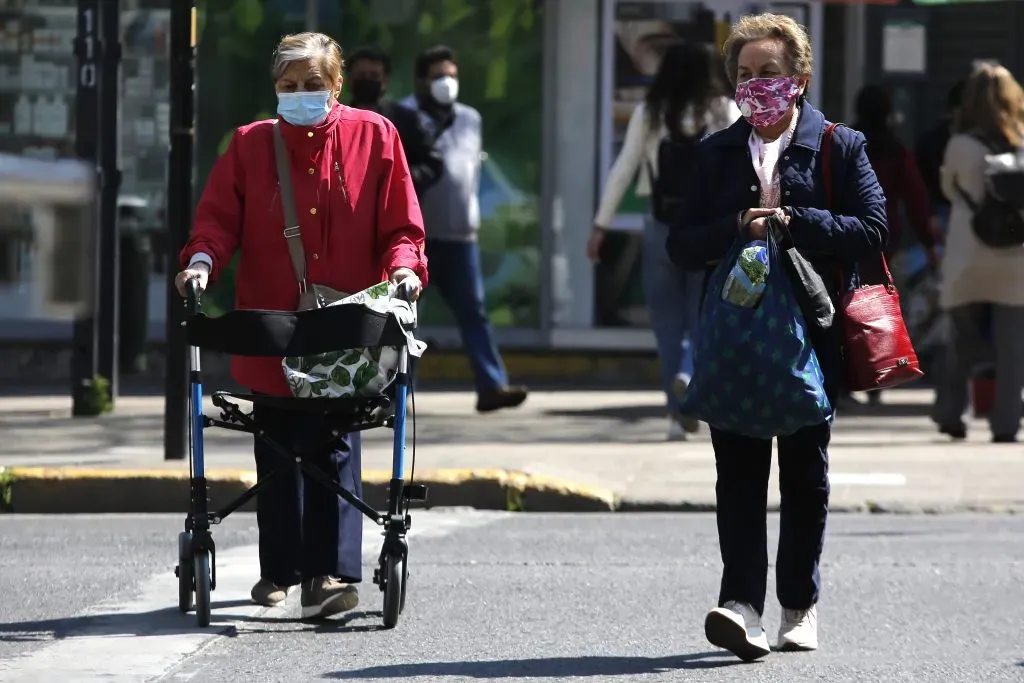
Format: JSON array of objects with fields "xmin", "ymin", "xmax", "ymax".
[{"xmin": 679, "ymin": 232, "xmax": 833, "ymax": 439}]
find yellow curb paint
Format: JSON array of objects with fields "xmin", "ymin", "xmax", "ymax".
[
  {"xmin": 5, "ymin": 467, "xmax": 616, "ymax": 506},
  {"xmin": 8, "ymin": 467, "xmax": 252, "ymax": 481}
]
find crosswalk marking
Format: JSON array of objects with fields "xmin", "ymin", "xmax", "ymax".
[{"xmin": 0, "ymin": 510, "xmax": 506, "ymax": 683}]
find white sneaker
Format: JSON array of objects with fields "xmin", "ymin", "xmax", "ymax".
[
  {"xmin": 704, "ymin": 601, "xmax": 771, "ymax": 662},
  {"xmin": 776, "ymin": 605, "xmax": 818, "ymax": 651},
  {"xmin": 668, "ymin": 418, "xmax": 687, "ymax": 441}
]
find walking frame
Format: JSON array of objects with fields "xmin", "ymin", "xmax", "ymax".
[{"xmin": 174, "ymin": 279, "xmax": 426, "ymax": 629}]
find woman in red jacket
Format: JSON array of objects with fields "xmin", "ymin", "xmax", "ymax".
[{"xmin": 173, "ymin": 32, "xmax": 428, "ymax": 619}]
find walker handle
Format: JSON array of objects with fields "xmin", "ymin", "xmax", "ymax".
[
  {"xmin": 395, "ymin": 281, "xmax": 414, "ymax": 303},
  {"xmin": 185, "ymin": 278, "xmax": 202, "ymax": 316}
]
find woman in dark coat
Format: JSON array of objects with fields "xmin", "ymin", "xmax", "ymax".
[{"xmin": 667, "ymin": 13, "xmax": 888, "ymax": 662}]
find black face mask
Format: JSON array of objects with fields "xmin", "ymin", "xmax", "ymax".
[{"xmin": 350, "ymin": 78, "xmax": 384, "ymax": 105}]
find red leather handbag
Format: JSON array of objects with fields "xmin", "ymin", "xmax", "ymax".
[{"xmin": 821, "ymin": 123, "xmax": 925, "ymax": 392}]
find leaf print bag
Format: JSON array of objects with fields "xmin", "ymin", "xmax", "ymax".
[
  {"xmin": 679, "ymin": 230, "xmax": 833, "ymax": 439},
  {"xmin": 281, "ymin": 281, "xmax": 427, "ymax": 399}
]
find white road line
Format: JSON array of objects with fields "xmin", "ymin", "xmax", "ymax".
[
  {"xmin": 829, "ymin": 473, "xmax": 907, "ymax": 486},
  {"xmin": 0, "ymin": 510, "xmax": 505, "ymax": 683}
]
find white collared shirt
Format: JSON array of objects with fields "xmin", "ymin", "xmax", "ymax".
[{"xmin": 748, "ymin": 107, "xmax": 800, "ymax": 209}]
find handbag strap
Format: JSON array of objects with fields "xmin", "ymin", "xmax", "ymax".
[
  {"xmin": 821, "ymin": 121, "xmax": 895, "ymax": 289},
  {"xmin": 953, "ymin": 180, "xmax": 980, "ymax": 213},
  {"xmin": 272, "ymin": 120, "xmax": 309, "ymax": 294}
]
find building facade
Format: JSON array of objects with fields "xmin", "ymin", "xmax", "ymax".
[{"xmin": 0, "ymin": 0, "xmax": 1017, "ymax": 354}]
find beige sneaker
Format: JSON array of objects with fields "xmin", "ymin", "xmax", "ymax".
[
  {"xmin": 672, "ymin": 375, "xmax": 700, "ymax": 434},
  {"xmin": 251, "ymin": 578, "xmax": 292, "ymax": 607},
  {"xmin": 668, "ymin": 417, "xmax": 688, "ymax": 441},
  {"xmin": 300, "ymin": 576, "xmax": 359, "ymax": 619},
  {"xmin": 777, "ymin": 605, "xmax": 818, "ymax": 651},
  {"xmin": 704, "ymin": 601, "xmax": 771, "ymax": 662}
]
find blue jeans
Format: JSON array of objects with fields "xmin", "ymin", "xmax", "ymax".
[
  {"xmin": 423, "ymin": 239, "xmax": 507, "ymax": 393},
  {"xmin": 642, "ymin": 216, "xmax": 703, "ymax": 414}
]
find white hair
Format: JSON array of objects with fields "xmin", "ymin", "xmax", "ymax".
[{"xmin": 271, "ymin": 32, "xmax": 343, "ymax": 82}]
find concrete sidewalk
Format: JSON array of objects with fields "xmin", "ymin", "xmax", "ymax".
[{"xmin": 0, "ymin": 388, "xmax": 1020, "ymax": 513}]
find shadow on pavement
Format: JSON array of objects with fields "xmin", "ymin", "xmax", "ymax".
[
  {"xmin": 219, "ymin": 609, "xmax": 385, "ymax": 634},
  {"xmin": 0, "ymin": 605, "xmax": 388, "ymax": 645},
  {"xmin": 322, "ymin": 652, "xmax": 738, "ymax": 679},
  {"xmin": 0, "ymin": 600, "xmax": 253, "ymax": 642}
]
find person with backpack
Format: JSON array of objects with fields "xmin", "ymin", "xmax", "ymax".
[
  {"xmin": 588, "ymin": 41, "xmax": 740, "ymax": 441},
  {"xmin": 932, "ymin": 60, "xmax": 1024, "ymax": 444}
]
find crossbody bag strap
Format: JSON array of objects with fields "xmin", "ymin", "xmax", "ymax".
[
  {"xmin": 272, "ymin": 120, "xmax": 308, "ymax": 294},
  {"xmin": 821, "ymin": 122, "xmax": 838, "ymax": 209}
]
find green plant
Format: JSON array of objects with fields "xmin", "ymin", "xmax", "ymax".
[
  {"xmin": 0, "ymin": 467, "xmax": 13, "ymax": 513},
  {"xmin": 75, "ymin": 375, "xmax": 113, "ymax": 416},
  {"xmin": 505, "ymin": 485, "xmax": 523, "ymax": 512}
]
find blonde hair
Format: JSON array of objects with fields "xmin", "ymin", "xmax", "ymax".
[
  {"xmin": 722, "ymin": 13, "xmax": 813, "ymax": 87},
  {"xmin": 956, "ymin": 60, "xmax": 1024, "ymax": 149},
  {"xmin": 271, "ymin": 32, "xmax": 344, "ymax": 85}
]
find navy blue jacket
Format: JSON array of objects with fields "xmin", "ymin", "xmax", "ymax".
[{"xmin": 667, "ymin": 100, "xmax": 888, "ymax": 399}]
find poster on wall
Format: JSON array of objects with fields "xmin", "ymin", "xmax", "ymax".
[{"xmin": 598, "ymin": 0, "xmax": 717, "ymax": 232}]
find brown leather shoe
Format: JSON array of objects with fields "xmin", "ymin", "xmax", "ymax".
[
  {"xmin": 251, "ymin": 578, "xmax": 292, "ymax": 607},
  {"xmin": 300, "ymin": 576, "xmax": 359, "ymax": 619},
  {"xmin": 476, "ymin": 386, "xmax": 528, "ymax": 413}
]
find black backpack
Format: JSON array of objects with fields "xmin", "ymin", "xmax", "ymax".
[
  {"xmin": 647, "ymin": 129, "xmax": 704, "ymax": 225},
  {"xmin": 954, "ymin": 136, "xmax": 1024, "ymax": 249}
]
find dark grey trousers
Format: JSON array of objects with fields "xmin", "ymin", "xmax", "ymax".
[{"xmin": 933, "ymin": 303, "xmax": 1024, "ymax": 438}]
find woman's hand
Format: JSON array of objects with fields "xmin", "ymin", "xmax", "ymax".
[
  {"xmin": 587, "ymin": 226, "xmax": 607, "ymax": 263},
  {"xmin": 174, "ymin": 263, "xmax": 210, "ymax": 297},
  {"xmin": 389, "ymin": 267, "xmax": 422, "ymax": 301},
  {"xmin": 739, "ymin": 208, "xmax": 786, "ymax": 240}
]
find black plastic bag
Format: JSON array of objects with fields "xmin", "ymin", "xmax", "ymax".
[{"xmin": 768, "ymin": 216, "xmax": 835, "ymax": 333}]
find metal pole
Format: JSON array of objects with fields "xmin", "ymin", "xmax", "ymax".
[
  {"xmin": 163, "ymin": 0, "xmax": 196, "ymax": 460},
  {"xmin": 71, "ymin": 0, "xmax": 101, "ymax": 417},
  {"xmin": 305, "ymin": 0, "xmax": 318, "ymax": 32},
  {"xmin": 96, "ymin": 0, "xmax": 122, "ymax": 405}
]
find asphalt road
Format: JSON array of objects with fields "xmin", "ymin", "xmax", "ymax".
[{"xmin": 0, "ymin": 512, "xmax": 1022, "ymax": 682}]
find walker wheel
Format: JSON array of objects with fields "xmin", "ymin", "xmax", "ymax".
[
  {"xmin": 194, "ymin": 551, "xmax": 212, "ymax": 627},
  {"xmin": 400, "ymin": 555, "xmax": 409, "ymax": 615},
  {"xmin": 381, "ymin": 552, "xmax": 404, "ymax": 629},
  {"xmin": 176, "ymin": 532, "xmax": 194, "ymax": 613}
]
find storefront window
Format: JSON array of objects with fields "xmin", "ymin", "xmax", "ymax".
[
  {"xmin": 121, "ymin": 0, "xmax": 171, "ymax": 329},
  {"xmin": 0, "ymin": 0, "xmax": 77, "ymax": 322},
  {"xmin": 0, "ymin": 0, "xmax": 172, "ymax": 330},
  {"xmin": 194, "ymin": 0, "xmax": 545, "ymax": 328},
  {"xmin": 328, "ymin": 0, "xmax": 545, "ymax": 328},
  {"xmin": 594, "ymin": 0, "xmax": 717, "ymax": 328}
]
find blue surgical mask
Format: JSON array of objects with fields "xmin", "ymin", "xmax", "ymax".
[{"xmin": 277, "ymin": 90, "xmax": 332, "ymax": 127}]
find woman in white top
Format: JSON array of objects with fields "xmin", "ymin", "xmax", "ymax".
[
  {"xmin": 588, "ymin": 42, "xmax": 740, "ymax": 441},
  {"xmin": 932, "ymin": 60, "xmax": 1024, "ymax": 443}
]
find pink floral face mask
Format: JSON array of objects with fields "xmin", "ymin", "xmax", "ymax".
[{"xmin": 735, "ymin": 76, "xmax": 801, "ymax": 129}]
